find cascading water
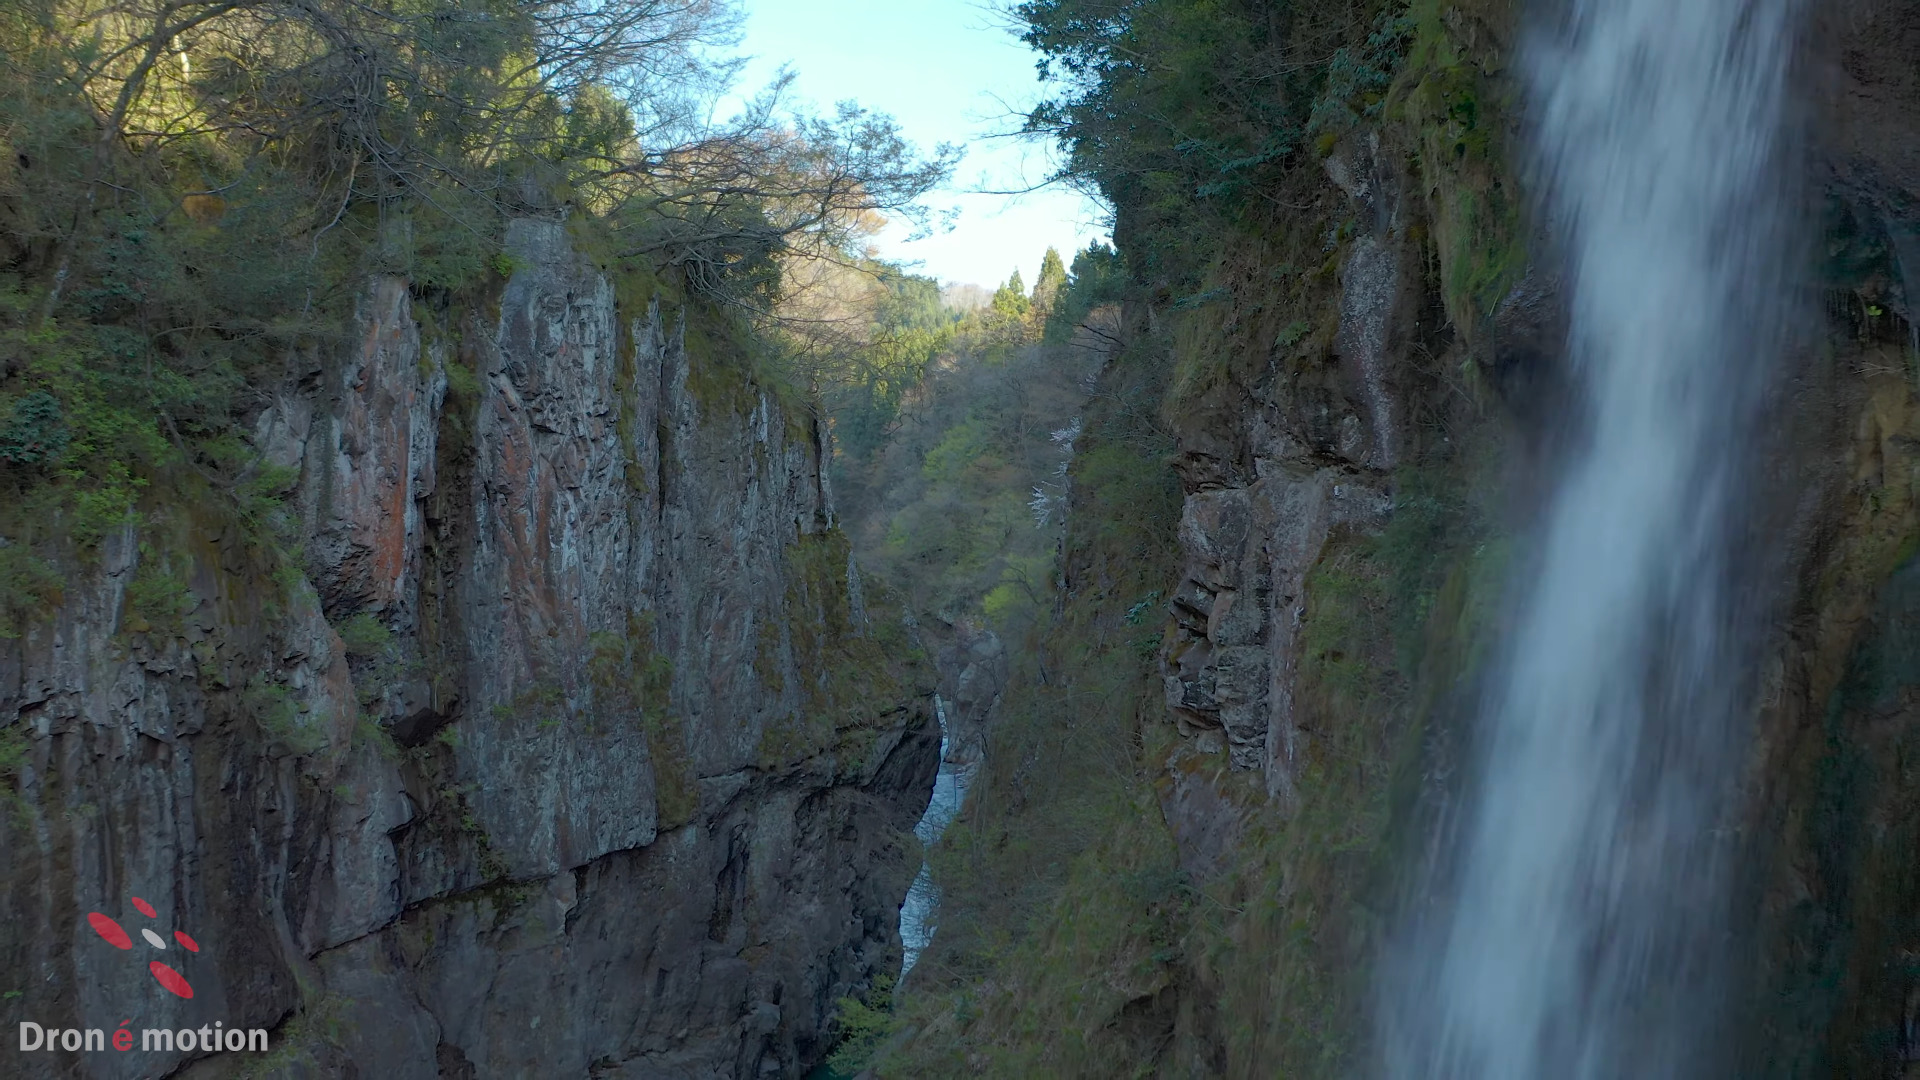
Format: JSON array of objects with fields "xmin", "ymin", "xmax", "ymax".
[
  {"xmin": 899, "ymin": 695, "xmax": 978, "ymax": 978},
  {"xmin": 1381, "ymin": 1, "xmax": 1800, "ymax": 1078}
]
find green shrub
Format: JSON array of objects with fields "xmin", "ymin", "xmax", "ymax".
[
  {"xmin": 490, "ymin": 679, "xmax": 565, "ymax": 728},
  {"xmin": 0, "ymin": 723, "xmax": 27, "ymax": 779},
  {"xmin": 0, "ymin": 390, "xmax": 68, "ymax": 465},
  {"xmin": 827, "ymin": 974, "xmax": 900, "ymax": 1074},
  {"xmin": 354, "ymin": 717, "xmax": 401, "ymax": 763},
  {"xmin": 0, "ymin": 544, "xmax": 61, "ymax": 639},
  {"xmin": 444, "ymin": 357, "xmax": 482, "ymax": 402},
  {"xmin": 242, "ymin": 674, "xmax": 327, "ymax": 756},
  {"xmin": 337, "ymin": 613, "xmax": 394, "ymax": 659},
  {"xmin": 124, "ymin": 545, "xmax": 197, "ymax": 634},
  {"xmin": 334, "ymin": 611, "xmax": 422, "ymax": 712}
]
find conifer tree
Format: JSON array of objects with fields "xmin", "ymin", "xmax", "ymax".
[
  {"xmin": 990, "ymin": 269, "xmax": 1030, "ymax": 321},
  {"xmin": 1030, "ymin": 247, "xmax": 1068, "ymax": 315}
]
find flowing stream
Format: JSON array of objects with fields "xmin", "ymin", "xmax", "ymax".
[
  {"xmin": 1381, "ymin": 1, "xmax": 1799, "ymax": 1077},
  {"xmin": 899, "ymin": 695, "xmax": 977, "ymax": 978}
]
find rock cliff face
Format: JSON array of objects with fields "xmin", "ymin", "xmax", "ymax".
[
  {"xmin": 1156, "ymin": 129, "xmax": 1414, "ymax": 800},
  {"xmin": 927, "ymin": 622, "xmax": 1005, "ymax": 775},
  {"xmin": 0, "ymin": 219, "xmax": 937, "ymax": 1078}
]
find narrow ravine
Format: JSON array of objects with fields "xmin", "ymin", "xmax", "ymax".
[
  {"xmin": 26, "ymin": 0, "xmax": 1920, "ymax": 1076},
  {"xmin": 899, "ymin": 695, "xmax": 979, "ymax": 978},
  {"xmin": 1382, "ymin": 1, "xmax": 1802, "ymax": 1077}
]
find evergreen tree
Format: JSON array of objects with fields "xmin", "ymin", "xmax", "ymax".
[
  {"xmin": 1031, "ymin": 247, "xmax": 1068, "ymax": 315},
  {"xmin": 990, "ymin": 269, "xmax": 1031, "ymax": 321}
]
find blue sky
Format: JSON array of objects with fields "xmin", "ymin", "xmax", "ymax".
[{"xmin": 730, "ymin": 0, "xmax": 1108, "ymax": 289}]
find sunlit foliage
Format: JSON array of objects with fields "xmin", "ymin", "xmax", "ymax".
[
  {"xmin": 0, "ymin": 0, "xmax": 953, "ymax": 562},
  {"xmin": 831, "ymin": 244, "xmax": 1126, "ymax": 637}
]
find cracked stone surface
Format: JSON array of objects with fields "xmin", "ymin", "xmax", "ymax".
[{"xmin": 0, "ymin": 219, "xmax": 936, "ymax": 1079}]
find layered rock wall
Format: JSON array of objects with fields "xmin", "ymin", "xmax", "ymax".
[{"xmin": 0, "ymin": 219, "xmax": 936, "ymax": 1078}]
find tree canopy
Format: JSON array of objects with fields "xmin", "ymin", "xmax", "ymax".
[
  {"xmin": 1015, "ymin": 0, "xmax": 1408, "ymax": 288},
  {"xmin": 0, "ymin": 0, "xmax": 957, "ymax": 561}
]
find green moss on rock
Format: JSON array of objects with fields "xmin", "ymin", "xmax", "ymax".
[
  {"xmin": 1394, "ymin": 0, "xmax": 1528, "ymax": 339},
  {"xmin": 757, "ymin": 529, "xmax": 908, "ymax": 769}
]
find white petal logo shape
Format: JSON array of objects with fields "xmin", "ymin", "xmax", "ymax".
[{"xmin": 84, "ymin": 896, "xmax": 200, "ymax": 998}]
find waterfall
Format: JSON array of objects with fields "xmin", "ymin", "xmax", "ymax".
[{"xmin": 1381, "ymin": 1, "xmax": 1800, "ymax": 1077}]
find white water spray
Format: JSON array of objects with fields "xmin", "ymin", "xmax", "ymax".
[{"xmin": 1382, "ymin": 1, "xmax": 1799, "ymax": 1077}]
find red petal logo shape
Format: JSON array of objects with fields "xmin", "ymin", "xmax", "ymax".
[
  {"xmin": 149, "ymin": 962, "xmax": 192, "ymax": 999},
  {"xmin": 173, "ymin": 930, "xmax": 200, "ymax": 953},
  {"xmin": 87, "ymin": 913, "xmax": 131, "ymax": 950},
  {"xmin": 130, "ymin": 897, "xmax": 156, "ymax": 918}
]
